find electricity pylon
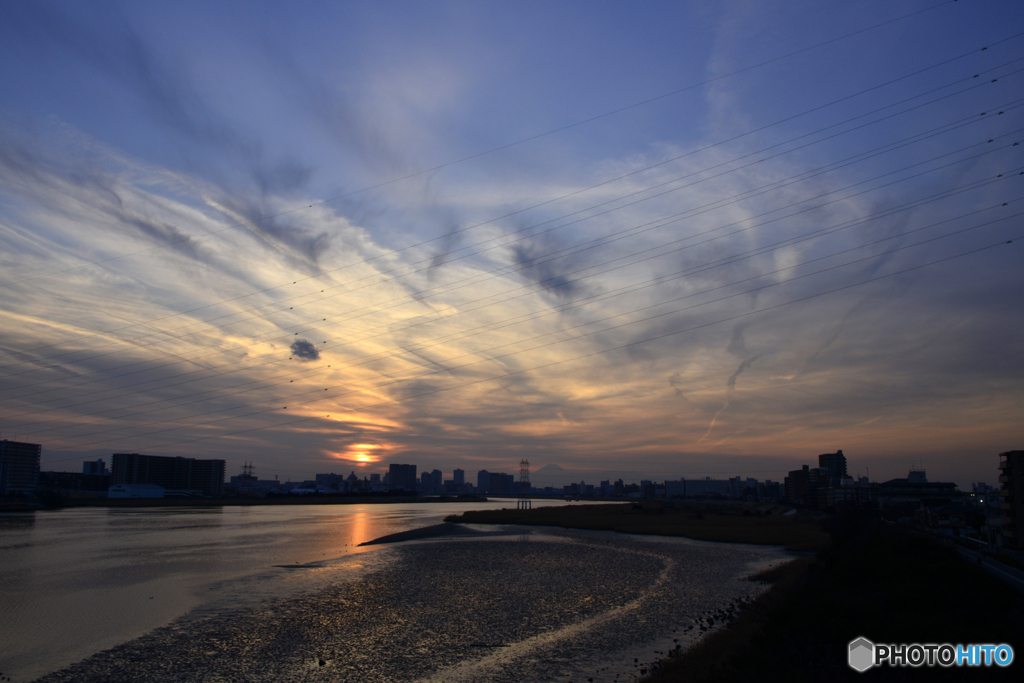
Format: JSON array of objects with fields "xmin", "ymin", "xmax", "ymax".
[{"xmin": 517, "ymin": 459, "xmax": 531, "ymax": 509}]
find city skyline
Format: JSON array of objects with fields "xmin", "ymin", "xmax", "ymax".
[{"xmin": 1, "ymin": 1, "xmax": 1022, "ymax": 488}]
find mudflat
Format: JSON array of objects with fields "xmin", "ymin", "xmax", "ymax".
[{"xmin": 32, "ymin": 527, "xmax": 787, "ymax": 683}]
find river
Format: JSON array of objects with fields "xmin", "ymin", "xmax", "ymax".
[{"xmin": 0, "ymin": 501, "xmax": 791, "ymax": 683}]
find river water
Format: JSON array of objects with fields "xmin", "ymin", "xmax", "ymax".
[{"xmin": 0, "ymin": 502, "xmax": 791, "ymax": 683}]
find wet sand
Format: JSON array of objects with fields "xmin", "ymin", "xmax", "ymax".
[{"xmin": 32, "ymin": 527, "xmax": 789, "ymax": 683}]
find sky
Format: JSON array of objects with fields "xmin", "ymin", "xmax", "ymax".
[{"xmin": 0, "ymin": 0, "xmax": 1021, "ymax": 488}]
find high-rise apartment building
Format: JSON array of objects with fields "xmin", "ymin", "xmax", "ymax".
[
  {"xmin": 489, "ymin": 472, "xmax": 514, "ymax": 495},
  {"xmin": 453, "ymin": 468, "xmax": 465, "ymax": 486},
  {"xmin": 83, "ymin": 459, "xmax": 107, "ymax": 476},
  {"xmin": 387, "ymin": 463, "xmax": 417, "ymax": 492},
  {"xmin": 999, "ymin": 450, "xmax": 1024, "ymax": 550},
  {"xmin": 0, "ymin": 440, "xmax": 41, "ymax": 495},
  {"xmin": 818, "ymin": 450, "xmax": 848, "ymax": 483},
  {"xmin": 111, "ymin": 453, "xmax": 225, "ymax": 497},
  {"xmin": 784, "ymin": 465, "xmax": 810, "ymax": 505}
]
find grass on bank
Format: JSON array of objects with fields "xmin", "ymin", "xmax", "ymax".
[
  {"xmin": 447, "ymin": 504, "xmax": 1022, "ymax": 681},
  {"xmin": 444, "ymin": 501, "xmax": 829, "ymax": 552},
  {"xmin": 643, "ymin": 517, "xmax": 1024, "ymax": 683}
]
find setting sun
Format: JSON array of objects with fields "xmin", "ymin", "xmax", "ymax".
[{"xmin": 329, "ymin": 443, "xmax": 386, "ymax": 465}]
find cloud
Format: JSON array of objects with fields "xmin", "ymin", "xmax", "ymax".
[
  {"xmin": 668, "ymin": 372, "xmax": 687, "ymax": 397},
  {"xmin": 2, "ymin": 0, "xmax": 1022, "ymax": 489},
  {"xmin": 290, "ymin": 339, "xmax": 321, "ymax": 362},
  {"xmin": 699, "ymin": 323, "xmax": 761, "ymax": 444},
  {"xmin": 211, "ymin": 193, "xmax": 334, "ymax": 270},
  {"xmin": 0, "ymin": 2, "xmax": 316, "ymax": 198},
  {"xmin": 509, "ymin": 237, "xmax": 586, "ymax": 302}
]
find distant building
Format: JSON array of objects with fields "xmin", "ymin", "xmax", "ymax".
[
  {"xmin": 875, "ymin": 470, "xmax": 961, "ymax": 518},
  {"xmin": 916, "ymin": 502, "xmax": 977, "ymax": 538},
  {"xmin": 111, "ymin": 453, "xmax": 225, "ymax": 497},
  {"xmin": 489, "ymin": 472, "xmax": 514, "ymax": 495},
  {"xmin": 315, "ymin": 472, "xmax": 345, "ymax": 490},
  {"xmin": 784, "ymin": 466, "xmax": 810, "ymax": 505},
  {"xmin": 821, "ymin": 477, "xmax": 874, "ymax": 509},
  {"xmin": 805, "ymin": 468, "xmax": 831, "ymax": 510},
  {"xmin": 388, "ymin": 463, "xmax": 417, "ymax": 492},
  {"xmin": 683, "ymin": 477, "xmax": 733, "ymax": 499},
  {"xmin": 818, "ymin": 450, "xmax": 847, "ymax": 484},
  {"xmin": 453, "ymin": 468, "xmax": 465, "ymax": 486},
  {"xmin": 227, "ymin": 471, "xmax": 282, "ymax": 497},
  {"xmin": 761, "ymin": 480, "xmax": 782, "ymax": 500},
  {"xmin": 82, "ymin": 459, "xmax": 108, "ymax": 476},
  {"xmin": 477, "ymin": 470, "xmax": 491, "ymax": 494},
  {"xmin": 1000, "ymin": 451, "xmax": 1024, "ymax": 550},
  {"xmin": 0, "ymin": 440, "xmax": 41, "ymax": 495}
]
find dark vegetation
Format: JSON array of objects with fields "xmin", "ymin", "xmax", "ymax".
[
  {"xmin": 445, "ymin": 501, "xmax": 829, "ymax": 552},
  {"xmin": 447, "ymin": 504, "xmax": 1021, "ymax": 681},
  {"xmin": 642, "ymin": 512, "xmax": 1024, "ymax": 682}
]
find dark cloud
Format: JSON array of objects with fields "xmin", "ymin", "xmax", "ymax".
[
  {"xmin": 667, "ymin": 371, "xmax": 689, "ymax": 398},
  {"xmin": 121, "ymin": 215, "xmax": 201, "ymax": 260},
  {"xmin": 3, "ymin": 4, "xmax": 236, "ymax": 148},
  {"xmin": 1, "ymin": 3, "xmax": 315, "ymax": 198},
  {"xmin": 510, "ymin": 239, "xmax": 584, "ymax": 302},
  {"xmin": 215, "ymin": 194, "xmax": 333, "ymax": 270},
  {"xmin": 428, "ymin": 222, "xmax": 465, "ymax": 277},
  {"xmin": 0, "ymin": 127, "xmax": 121, "ymax": 212},
  {"xmin": 726, "ymin": 322, "xmax": 748, "ymax": 356},
  {"xmin": 290, "ymin": 339, "xmax": 321, "ymax": 362},
  {"xmin": 726, "ymin": 354, "xmax": 760, "ymax": 388},
  {"xmin": 253, "ymin": 160, "xmax": 315, "ymax": 199}
]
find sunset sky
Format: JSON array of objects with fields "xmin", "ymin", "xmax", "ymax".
[{"xmin": 1, "ymin": 0, "xmax": 1021, "ymax": 487}]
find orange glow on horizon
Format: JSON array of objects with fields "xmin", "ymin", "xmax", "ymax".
[{"xmin": 328, "ymin": 443, "xmax": 388, "ymax": 465}]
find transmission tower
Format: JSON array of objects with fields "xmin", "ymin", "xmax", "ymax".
[
  {"xmin": 238, "ymin": 461, "xmax": 256, "ymax": 497},
  {"xmin": 517, "ymin": 459, "xmax": 531, "ymax": 509}
]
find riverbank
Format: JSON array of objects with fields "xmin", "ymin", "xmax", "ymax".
[
  {"xmin": 644, "ymin": 517, "xmax": 1024, "ymax": 681},
  {"xmin": 446, "ymin": 505, "xmax": 1023, "ymax": 680},
  {"xmin": 445, "ymin": 501, "xmax": 830, "ymax": 552},
  {"xmin": 8, "ymin": 493, "xmax": 489, "ymax": 509}
]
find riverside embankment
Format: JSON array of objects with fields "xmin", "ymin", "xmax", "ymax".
[{"xmin": 446, "ymin": 503, "xmax": 1024, "ymax": 682}]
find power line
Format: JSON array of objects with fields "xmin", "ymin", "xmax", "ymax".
[
  {"xmin": 7, "ymin": 40, "xmax": 1020, "ymax": 365},
  {"xmin": 8, "ymin": 2, "xmax": 1015, "ymax": 466},
  {"xmin": 12, "ymin": 176, "xmax": 1009, "ymax": 427},
  {"xmin": 20, "ymin": 158, "xmax": 1023, "ymax": 444},
  {"xmin": 5, "ymin": 126, "xmax": 1020, "ymax": 424},
  {"xmin": 6, "ymin": 84, "xmax": 1021, "ymax": 396},
  {"xmin": 8, "ymin": 155, "xmax": 1019, "ymax": 427},
  {"xmin": 36, "ymin": 227, "xmax": 1020, "ymax": 459},
  {"xmin": 0, "ymin": 0, "xmax": 959, "ymax": 292},
  {"xmin": 22, "ymin": 203, "xmax": 1021, "ymax": 445}
]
